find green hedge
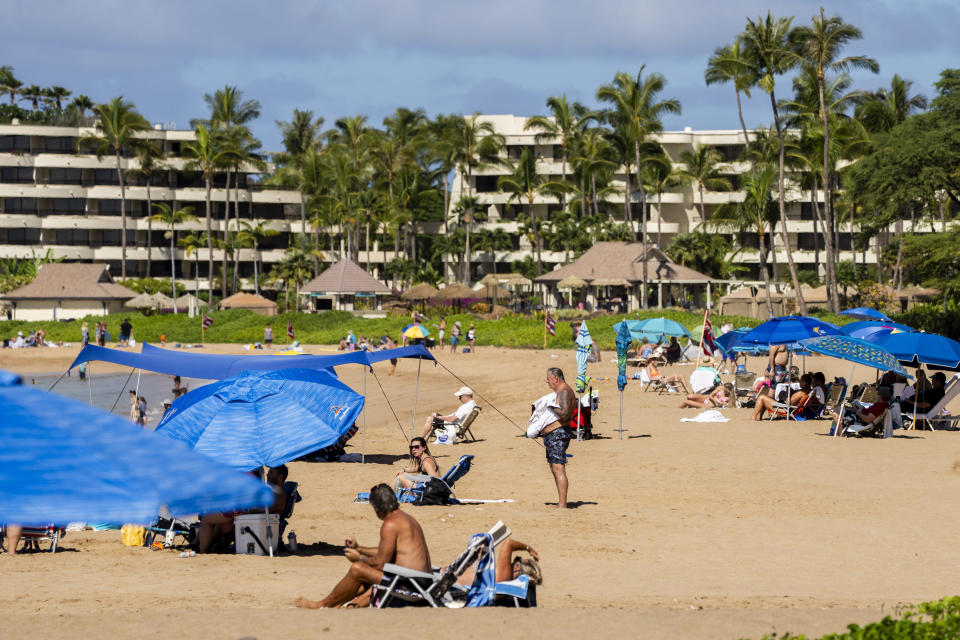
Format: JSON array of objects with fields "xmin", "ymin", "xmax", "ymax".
[{"xmin": 756, "ymin": 596, "xmax": 960, "ymax": 640}]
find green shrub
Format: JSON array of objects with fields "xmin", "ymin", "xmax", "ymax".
[{"xmin": 895, "ymin": 302, "xmax": 960, "ymax": 339}]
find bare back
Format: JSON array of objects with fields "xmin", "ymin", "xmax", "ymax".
[{"xmin": 382, "ymin": 510, "xmax": 431, "ymax": 573}]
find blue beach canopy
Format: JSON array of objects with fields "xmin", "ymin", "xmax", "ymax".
[
  {"xmin": 841, "ymin": 307, "xmax": 893, "ymax": 322},
  {"xmin": 0, "ymin": 376, "xmax": 273, "ymax": 524},
  {"xmin": 69, "ymin": 342, "xmax": 434, "ymax": 380},
  {"xmin": 155, "ymin": 367, "xmax": 365, "ymax": 469},
  {"xmin": 715, "ymin": 327, "xmax": 766, "ymax": 355},
  {"xmin": 738, "ymin": 316, "xmax": 841, "ymax": 346},
  {"xmin": 872, "ymin": 332, "xmax": 960, "ymax": 371},
  {"xmin": 799, "ymin": 334, "xmax": 911, "ymax": 377}
]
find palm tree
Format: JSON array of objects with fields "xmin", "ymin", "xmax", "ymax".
[
  {"xmin": 740, "ymin": 11, "xmax": 807, "ymax": 313},
  {"xmin": 677, "ymin": 144, "xmax": 732, "ymax": 224},
  {"xmin": 644, "ymin": 153, "xmax": 682, "ymax": 247},
  {"xmin": 452, "ymin": 195, "xmax": 480, "ymax": 283},
  {"xmin": 19, "ymin": 84, "xmax": 42, "ymax": 111},
  {"xmin": 222, "ymin": 125, "xmax": 265, "ymax": 292},
  {"xmin": 275, "ymin": 108, "xmax": 324, "ymax": 239},
  {"xmin": 45, "ymin": 86, "xmax": 71, "ymax": 113},
  {"xmin": 498, "ymin": 148, "xmax": 568, "ymax": 277},
  {"xmin": 150, "ymin": 203, "xmax": 198, "ymax": 313},
  {"xmin": 238, "ymin": 221, "xmax": 279, "ymax": 295},
  {"xmin": 78, "ymin": 97, "xmax": 150, "ymax": 278},
  {"xmin": 705, "ymin": 40, "xmax": 757, "ymax": 147},
  {"xmin": 182, "ymin": 124, "xmax": 233, "ymax": 303},
  {"xmin": 475, "ymin": 227, "xmax": 512, "ymax": 277},
  {"xmin": 131, "ymin": 140, "xmax": 165, "ymax": 278},
  {"xmin": 454, "ymin": 114, "xmax": 505, "ymax": 285},
  {"xmin": 70, "ymin": 95, "xmax": 94, "ymax": 123},
  {"xmin": 178, "ymin": 231, "xmax": 207, "ymax": 302},
  {"xmin": 789, "ymin": 7, "xmax": 878, "ymax": 312},
  {"xmin": 0, "ymin": 66, "xmax": 22, "ymax": 106},
  {"xmin": 524, "ymin": 95, "xmax": 592, "ymax": 206},
  {"xmin": 855, "ymin": 74, "xmax": 927, "ymax": 134},
  {"xmin": 712, "ymin": 164, "xmax": 780, "ymax": 316},
  {"xmin": 597, "ymin": 67, "xmax": 681, "ymax": 308}
]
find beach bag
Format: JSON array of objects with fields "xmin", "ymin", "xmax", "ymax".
[
  {"xmin": 121, "ymin": 524, "xmax": 146, "ymax": 546},
  {"xmin": 414, "ymin": 477, "xmax": 451, "ymax": 506},
  {"xmin": 434, "ymin": 424, "xmax": 458, "ymax": 445}
]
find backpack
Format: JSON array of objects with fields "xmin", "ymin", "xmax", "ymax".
[{"xmin": 414, "ymin": 477, "xmax": 451, "ymax": 506}]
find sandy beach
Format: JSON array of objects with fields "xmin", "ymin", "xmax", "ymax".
[{"xmin": 2, "ymin": 342, "xmax": 959, "ymax": 640}]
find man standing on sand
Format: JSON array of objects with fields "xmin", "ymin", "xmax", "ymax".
[
  {"xmin": 295, "ymin": 483, "xmax": 432, "ymax": 608},
  {"xmin": 264, "ymin": 324, "xmax": 273, "ymax": 350},
  {"xmin": 532, "ymin": 367, "xmax": 575, "ymax": 509}
]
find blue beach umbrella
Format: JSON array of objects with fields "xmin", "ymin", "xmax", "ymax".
[
  {"xmin": 839, "ymin": 320, "xmax": 913, "ymax": 341},
  {"xmin": 0, "ymin": 375, "xmax": 273, "ymax": 525},
  {"xmin": 614, "ymin": 322, "xmax": 632, "ymax": 439},
  {"xmin": 635, "ymin": 317, "xmax": 692, "ymax": 340},
  {"xmin": 841, "ymin": 307, "xmax": 893, "ymax": 322},
  {"xmin": 155, "ymin": 368, "xmax": 365, "ymax": 470},
  {"xmin": 738, "ymin": 316, "xmax": 841, "ymax": 346},
  {"xmin": 872, "ymin": 332, "xmax": 960, "ymax": 371},
  {"xmin": 799, "ymin": 334, "xmax": 912, "ymax": 437}
]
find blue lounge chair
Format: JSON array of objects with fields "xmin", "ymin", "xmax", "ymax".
[{"xmin": 356, "ymin": 454, "xmax": 474, "ymax": 505}]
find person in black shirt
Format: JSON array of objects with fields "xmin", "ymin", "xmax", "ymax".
[
  {"xmin": 901, "ymin": 371, "xmax": 946, "ymax": 413},
  {"xmin": 119, "ymin": 318, "xmax": 133, "ymax": 344}
]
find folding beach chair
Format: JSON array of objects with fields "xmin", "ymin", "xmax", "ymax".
[
  {"xmin": 822, "ymin": 383, "xmax": 847, "ymax": 418},
  {"xmin": 689, "ymin": 369, "xmax": 720, "ymax": 395},
  {"xmin": 494, "ymin": 575, "xmax": 537, "ymax": 607},
  {"xmin": 374, "ymin": 521, "xmax": 510, "ymax": 608},
  {"xmin": 1, "ymin": 524, "xmax": 63, "ymax": 553},
  {"xmin": 355, "ymin": 455, "xmax": 474, "ymax": 505},
  {"xmin": 903, "ymin": 375, "xmax": 960, "ymax": 431},
  {"xmin": 766, "ymin": 391, "xmax": 814, "ymax": 421},
  {"xmin": 842, "ymin": 409, "xmax": 891, "ymax": 438},
  {"xmin": 455, "ymin": 406, "xmax": 481, "ymax": 443}
]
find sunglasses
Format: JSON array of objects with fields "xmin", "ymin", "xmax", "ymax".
[{"xmin": 409, "ymin": 445, "xmax": 422, "ymax": 450}]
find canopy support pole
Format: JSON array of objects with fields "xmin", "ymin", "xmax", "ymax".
[
  {"xmin": 87, "ymin": 363, "xmax": 93, "ymax": 407},
  {"xmin": 264, "ymin": 501, "xmax": 274, "ymax": 558},
  {"xmin": 109, "ymin": 368, "xmax": 136, "ymax": 414},
  {"xmin": 834, "ymin": 363, "xmax": 857, "ymax": 438},
  {"xmin": 411, "ymin": 359, "xmax": 422, "ymax": 440},
  {"xmin": 362, "ymin": 366, "xmax": 368, "ymax": 464}
]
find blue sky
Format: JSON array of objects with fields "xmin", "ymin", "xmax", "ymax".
[{"xmin": 4, "ymin": 0, "xmax": 957, "ymax": 150}]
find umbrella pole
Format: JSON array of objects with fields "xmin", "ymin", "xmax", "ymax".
[
  {"xmin": 835, "ymin": 363, "xmax": 857, "ymax": 438},
  {"xmin": 264, "ymin": 502, "xmax": 274, "ymax": 558},
  {"xmin": 411, "ymin": 359, "xmax": 422, "ymax": 440},
  {"xmin": 618, "ymin": 390, "xmax": 624, "ymax": 440},
  {"xmin": 362, "ymin": 366, "xmax": 367, "ymax": 464},
  {"xmin": 576, "ymin": 390, "xmax": 582, "ymax": 441}
]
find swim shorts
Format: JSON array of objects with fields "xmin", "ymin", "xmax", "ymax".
[{"xmin": 543, "ymin": 427, "xmax": 573, "ymax": 465}]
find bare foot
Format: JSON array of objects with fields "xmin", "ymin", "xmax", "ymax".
[{"xmin": 295, "ymin": 597, "xmax": 321, "ymax": 609}]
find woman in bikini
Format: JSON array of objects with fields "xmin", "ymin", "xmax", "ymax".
[
  {"xmin": 679, "ymin": 382, "xmax": 734, "ymax": 409},
  {"xmin": 646, "ymin": 361, "xmax": 685, "ymax": 388},
  {"xmin": 394, "ymin": 437, "xmax": 440, "ymax": 490}
]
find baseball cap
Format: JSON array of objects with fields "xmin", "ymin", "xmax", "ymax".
[{"xmin": 454, "ymin": 386, "xmax": 473, "ymax": 397}]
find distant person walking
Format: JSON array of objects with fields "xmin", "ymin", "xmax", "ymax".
[
  {"xmin": 450, "ymin": 321, "xmax": 461, "ymax": 353},
  {"xmin": 264, "ymin": 324, "xmax": 274, "ymax": 349},
  {"xmin": 437, "ymin": 318, "xmax": 446, "ymax": 351},
  {"xmin": 81, "ymin": 322, "xmax": 89, "ymax": 346},
  {"xmin": 466, "ymin": 324, "xmax": 476, "ymax": 353}
]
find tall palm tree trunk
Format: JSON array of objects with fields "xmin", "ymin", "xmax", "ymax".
[
  {"xmin": 528, "ymin": 200, "xmax": 542, "ymax": 277},
  {"xmin": 817, "ymin": 74, "xmax": 839, "ymax": 313},
  {"xmin": 145, "ymin": 182, "xmax": 153, "ymax": 278},
  {"xmin": 758, "ymin": 228, "xmax": 774, "ymax": 317},
  {"xmin": 657, "ymin": 189, "xmax": 664, "ymax": 247},
  {"xmin": 895, "ymin": 217, "xmax": 904, "ymax": 291},
  {"xmin": 116, "ymin": 149, "xmax": 128, "ymax": 278},
  {"xmin": 735, "ymin": 89, "xmax": 751, "ymax": 147},
  {"xmin": 234, "ymin": 169, "xmax": 242, "ymax": 292},
  {"xmin": 205, "ymin": 176, "xmax": 213, "ymax": 304},
  {"xmin": 221, "ymin": 171, "xmax": 231, "ymax": 299},
  {"xmin": 253, "ymin": 240, "xmax": 260, "ymax": 295},
  {"xmin": 169, "ymin": 227, "xmax": 178, "ymax": 313},
  {"xmin": 770, "ymin": 92, "xmax": 806, "ymax": 314}
]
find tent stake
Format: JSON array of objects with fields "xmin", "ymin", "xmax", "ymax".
[{"xmin": 411, "ymin": 358, "xmax": 422, "ymax": 440}]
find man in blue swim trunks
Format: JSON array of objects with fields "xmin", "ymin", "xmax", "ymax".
[{"xmin": 539, "ymin": 367, "xmax": 576, "ymax": 509}]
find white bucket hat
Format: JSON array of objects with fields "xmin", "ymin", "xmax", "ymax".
[{"xmin": 454, "ymin": 386, "xmax": 473, "ymax": 397}]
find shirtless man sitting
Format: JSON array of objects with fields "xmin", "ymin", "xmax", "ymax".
[{"xmin": 295, "ymin": 483, "xmax": 431, "ymax": 609}]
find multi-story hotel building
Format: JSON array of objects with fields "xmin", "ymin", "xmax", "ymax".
[{"xmin": 0, "ymin": 117, "xmax": 930, "ymax": 294}]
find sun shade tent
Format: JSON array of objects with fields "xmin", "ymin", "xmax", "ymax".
[
  {"xmin": 0, "ymin": 372, "xmax": 273, "ymax": 524},
  {"xmin": 436, "ymin": 283, "xmax": 476, "ymax": 301},
  {"xmin": 126, "ymin": 291, "xmax": 175, "ymax": 309},
  {"xmin": 68, "ymin": 342, "xmax": 435, "ymax": 380},
  {"xmin": 557, "ymin": 276, "xmax": 588, "ymax": 289}
]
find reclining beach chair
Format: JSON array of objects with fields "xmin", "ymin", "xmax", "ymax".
[
  {"xmin": 766, "ymin": 391, "xmax": 815, "ymax": 421},
  {"xmin": 734, "ymin": 372, "xmax": 757, "ymax": 408},
  {"xmin": 689, "ymin": 369, "xmax": 720, "ymax": 395},
  {"xmin": 0, "ymin": 524, "xmax": 63, "ymax": 553},
  {"xmin": 842, "ymin": 408, "xmax": 891, "ymax": 438},
  {"xmin": 374, "ymin": 521, "xmax": 511, "ymax": 608},
  {"xmin": 455, "ymin": 406, "xmax": 481, "ymax": 443},
  {"xmin": 355, "ymin": 455, "xmax": 475, "ymax": 505},
  {"xmin": 822, "ymin": 383, "xmax": 847, "ymax": 418},
  {"xmin": 903, "ymin": 374, "xmax": 960, "ymax": 431}
]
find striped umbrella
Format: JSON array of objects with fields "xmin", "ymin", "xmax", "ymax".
[
  {"xmin": 402, "ymin": 324, "xmax": 431, "ymax": 340},
  {"xmin": 575, "ymin": 320, "xmax": 593, "ymax": 393}
]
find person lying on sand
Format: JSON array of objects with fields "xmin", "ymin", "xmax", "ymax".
[
  {"xmin": 679, "ymin": 383, "xmax": 733, "ymax": 409},
  {"xmin": 295, "ymin": 483, "xmax": 431, "ymax": 609}
]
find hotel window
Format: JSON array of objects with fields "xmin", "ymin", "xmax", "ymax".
[
  {"xmin": 0, "ymin": 135, "xmax": 31, "ymax": 152},
  {"xmin": 38, "ymin": 137, "xmax": 76, "ymax": 154},
  {"xmin": 475, "ymin": 175, "xmax": 499, "ymax": 193},
  {"xmin": 48, "ymin": 198, "xmax": 86, "ymax": 215},
  {"xmin": 6, "ymin": 228, "xmax": 41, "ymax": 244},
  {"xmin": 55, "ymin": 229, "xmax": 90, "ymax": 245},
  {"xmin": 98, "ymin": 199, "xmax": 122, "ymax": 215},
  {"xmin": 3, "ymin": 198, "xmax": 37, "ymax": 214},
  {"xmin": 94, "ymin": 169, "xmax": 121, "ymax": 185},
  {"xmin": 0, "ymin": 167, "xmax": 33, "ymax": 183},
  {"xmin": 102, "ymin": 229, "xmax": 136, "ymax": 245},
  {"xmin": 48, "ymin": 168, "xmax": 83, "ymax": 185}
]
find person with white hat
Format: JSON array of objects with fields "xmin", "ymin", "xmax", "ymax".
[{"xmin": 420, "ymin": 386, "xmax": 476, "ymax": 441}]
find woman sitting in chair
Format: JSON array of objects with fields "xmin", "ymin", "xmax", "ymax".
[
  {"xmin": 646, "ymin": 361, "xmax": 685, "ymax": 388},
  {"xmin": 679, "ymin": 383, "xmax": 734, "ymax": 409},
  {"xmin": 394, "ymin": 437, "xmax": 440, "ymax": 491},
  {"xmin": 752, "ymin": 374, "xmax": 811, "ymax": 421}
]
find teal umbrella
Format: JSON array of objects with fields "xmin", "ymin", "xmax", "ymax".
[{"xmin": 635, "ymin": 318, "xmax": 692, "ymax": 340}]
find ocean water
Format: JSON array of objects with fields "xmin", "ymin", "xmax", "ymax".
[{"xmin": 29, "ymin": 371, "xmax": 209, "ymax": 430}]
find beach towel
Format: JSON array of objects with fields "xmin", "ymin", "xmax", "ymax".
[
  {"xmin": 680, "ymin": 409, "xmax": 730, "ymax": 423},
  {"xmin": 527, "ymin": 393, "xmax": 559, "ymax": 437}
]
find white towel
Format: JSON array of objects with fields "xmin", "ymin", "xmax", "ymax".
[
  {"xmin": 680, "ymin": 409, "xmax": 730, "ymax": 423},
  {"xmin": 528, "ymin": 392, "xmax": 560, "ymax": 437}
]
